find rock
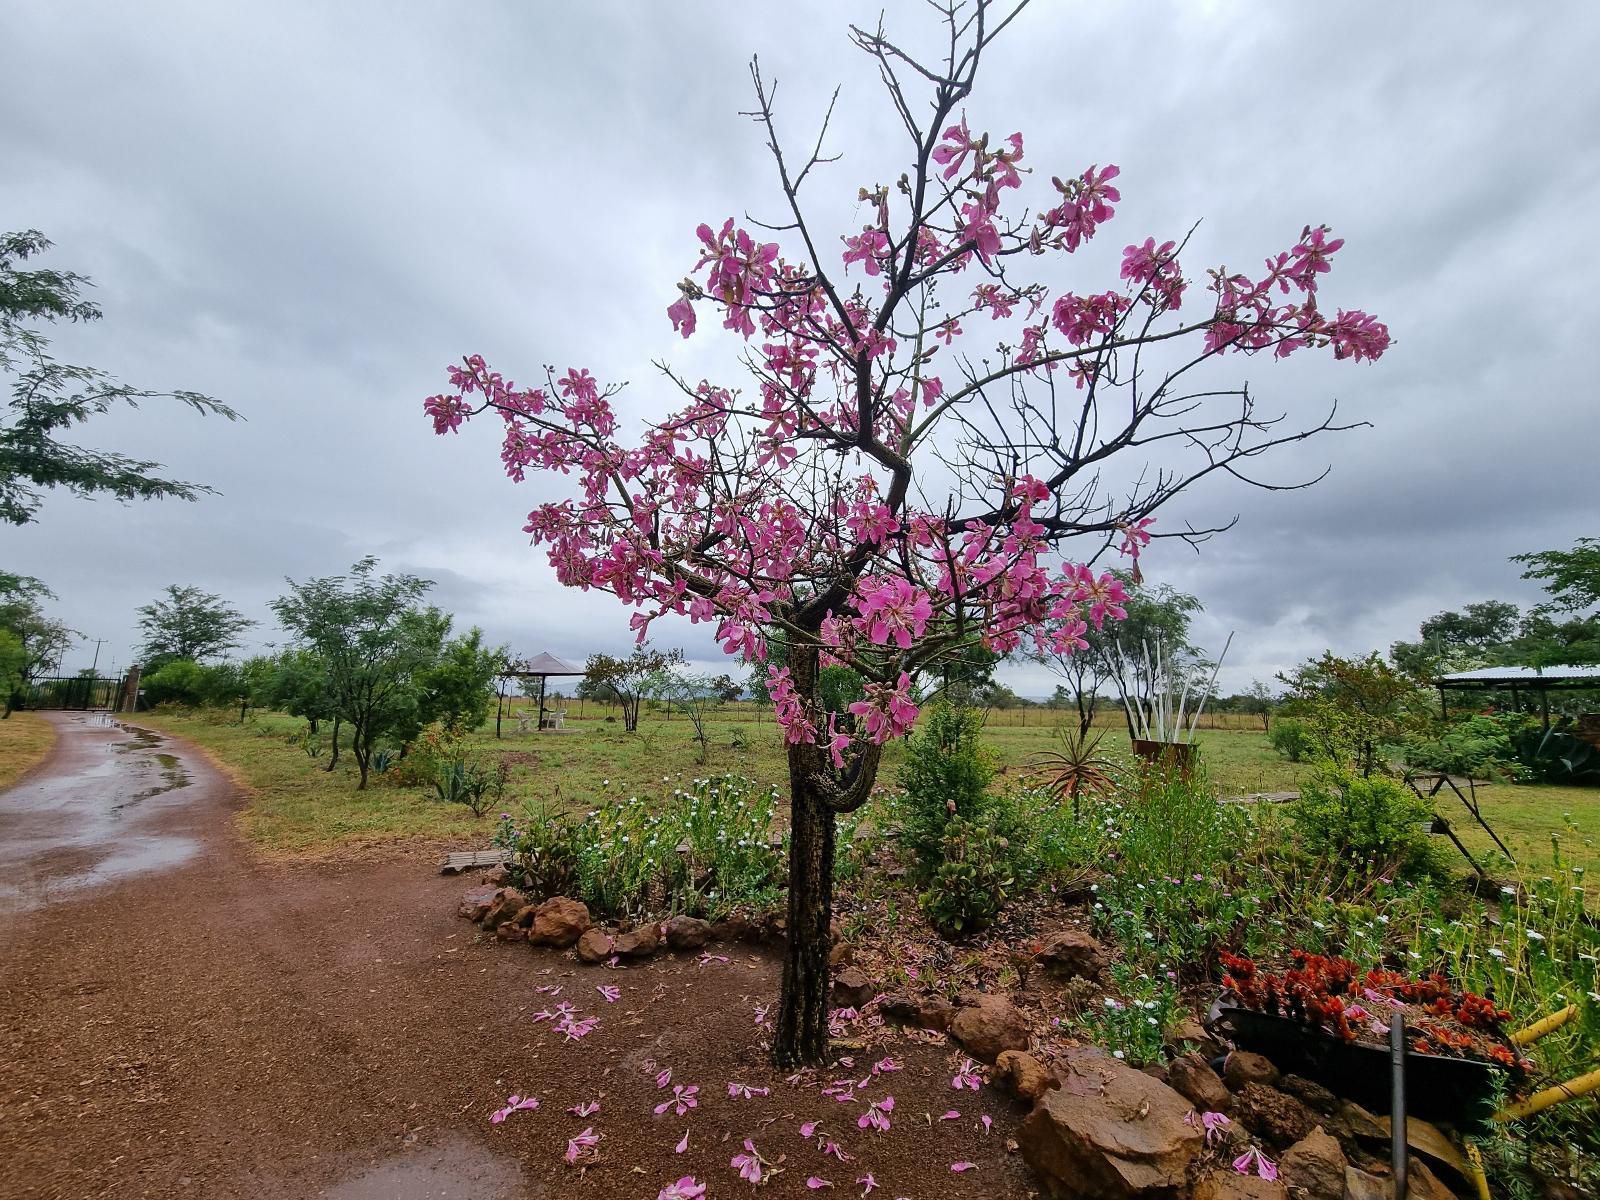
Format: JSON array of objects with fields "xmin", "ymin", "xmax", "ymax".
[
  {"xmin": 831, "ymin": 966, "xmax": 874, "ymax": 1009},
  {"xmin": 1192, "ymin": 1170, "xmax": 1288, "ymax": 1200},
  {"xmin": 1035, "ymin": 930, "xmax": 1108, "ymax": 980},
  {"xmin": 917, "ymin": 998, "xmax": 955, "ymax": 1031},
  {"xmin": 995, "ymin": 1050, "xmax": 1059, "ymax": 1103},
  {"xmin": 1019, "ymin": 1045, "xmax": 1205, "ymax": 1199},
  {"xmin": 949, "ymin": 993, "xmax": 1030, "ymax": 1063},
  {"xmin": 495, "ymin": 921, "xmax": 525, "ymax": 942},
  {"xmin": 1233, "ymin": 1083, "xmax": 1317, "ymax": 1148},
  {"xmin": 480, "ymin": 887, "xmax": 529, "ymax": 929},
  {"xmin": 526, "ymin": 897, "xmax": 590, "ymax": 948},
  {"xmin": 1140, "ymin": 1063, "xmax": 1171, "ymax": 1086},
  {"xmin": 1342, "ymin": 1112, "xmax": 1470, "ymax": 1187},
  {"xmin": 709, "ymin": 915, "xmax": 756, "ymax": 943},
  {"xmin": 1344, "ymin": 1160, "xmax": 1457, "ymax": 1200},
  {"xmin": 1167, "ymin": 1052, "xmax": 1231, "ymax": 1114},
  {"xmin": 663, "ymin": 915, "xmax": 712, "ymax": 952},
  {"xmin": 1223, "ymin": 1051, "xmax": 1280, "ymax": 1090},
  {"xmin": 457, "ymin": 884, "xmax": 498, "ymax": 922},
  {"xmin": 575, "ymin": 928, "xmax": 613, "ymax": 964},
  {"xmin": 1280, "ymin": 1126, "xmax": 1347, "ymax": 1200},
  {"xmin": 1336, "ymin": 1101, "xmax": 1388, "ymax": 1143},
  {"xmin": 481, "ymin": 865, "xmax": 511, "ymax": 887},
  {"xmin": 1278, "ymin": 1075, "xmax": 1338, "ymax": 1116},
  {"xmin": 828, "ymin": 941, "xmax": 854, "ymax": 968},
  {"xmin": 1167, "ymin": 1015, "xmax": 1223, "ymax": 1058},
  {"xmin": 613, "ymin": 925, "xmax": 660, "ymax": 958}
]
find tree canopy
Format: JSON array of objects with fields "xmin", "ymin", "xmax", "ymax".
[
  {"xmin": 0, "ymin": 230, "xmax": 240, "ymax": 525},
  {"xmin": 136, "ymin": 584, "xmax": 255, "ymax": 666}
]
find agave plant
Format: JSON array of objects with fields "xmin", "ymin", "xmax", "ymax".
[{"xmin": 1028, "ymin": 724, "xmax": 1123, "ymax": 818}]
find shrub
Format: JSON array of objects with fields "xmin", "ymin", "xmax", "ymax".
[
  {"xmin": 1055, "ymin": 963, "xmax": 1181, "ymax": 1066},
  {"xmin": 1115, "ymin": 761, "xmax": 1243, "ymax": 883},
  {"xmin": 432, "ymin": 756, "xmax": 507, "ymax": 816},
  {"xmin": 1401, "ymin": 714, "xmax": 1523, "ymax": 779},
  {"xmin": 495, "ymin": 775, "xmax": 782, "ymax": 919},
  {"xmin": 895, "ymin": 701, "xmax": 995, "ymax": 880},
  {"xmin": 1510, "ymin": 724, "xmax": 1600, "ymax": 786},
  {"xmin": 1288, "ymin": 766, "xmax": 1440, "ymax": 879},
  {"xmin": 142, "ymin": 658, "xmax": 207, "ymax": 707},
  {"xmin": 1268, "ymin": 717, "xmax": 1315, "ymax": 762},
  {"xmin": 917, "ymin": 816, "xmax": 1014, "ymax": 937}
]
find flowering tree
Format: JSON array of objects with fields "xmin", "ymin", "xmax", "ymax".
[{"xmin": 424, "ymin": 1, "xmax": 1390, "ymax": 1067}]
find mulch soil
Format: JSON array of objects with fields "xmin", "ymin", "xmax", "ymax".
[{"xmin": 0, "ymin": 720, "xmax": 1040, "ymax": 1200}]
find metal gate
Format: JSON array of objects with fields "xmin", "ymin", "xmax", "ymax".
[{"xmin": 23, "ymin": 675, "xmax": 123, "ymax": 710}]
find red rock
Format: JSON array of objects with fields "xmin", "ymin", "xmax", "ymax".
[
  {"xmin": 831, "ymin": 966, "xmax": 873, "ymax": 1009},
  {"xmin": 575, "ymin": 928, "xmax": 613, "ymax": 964},
  {"xmin": 949, "ymin": 993, "xmax": 1030, "ymax": 1063},
  {"xmin": 480, "ymin": 888, "xmax": 528, "ymax": 929},
  {"xmin": 994, "ymin": 1050, "xmax": 1059, "ymax": 1103},
  {"xmin": 1035, "ymin": 929, "xmax": 1107, "ymax": 980},
  {"xmin": 1279, "ymin": 1126, "xmax": 1346, "ymax": 1200},
  {"xmin": 613, "ymin": 925, "xmax": 659, "ymax": 958},
  {"xmin": 1223, "ymin": 1051, "xmax": 1279, "ymax": 1090},
  {"xmin": 1167, "ymin": 1052, "xmax": 1231, "ymax": 1114},
  {"xmin": 526, "ymin": 897, "xmax": 590, "ymax": 948},
  {"xmin": 457, "ymin": 885, "xmax": 497, "ymax": 922}
]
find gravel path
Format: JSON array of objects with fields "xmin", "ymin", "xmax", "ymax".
[{"xmin": 0, "ymin": 716, "xmax": 1035, "ymax": 1199}]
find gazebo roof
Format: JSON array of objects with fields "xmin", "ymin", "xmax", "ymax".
[
  {"xmin": 521, "ymin": 651, "xmax": 585, "ymax": 677},
  {"xmin": 1436, "ymin": 664, "xmax": 1600, "ymax": 689}
]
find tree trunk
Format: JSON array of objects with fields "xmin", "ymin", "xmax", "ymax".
[
  {"xmin": 354, "ymin": 725, "xmax": 371, "ymax": 790},
  {"xmin": 773, "ymin": 744, "xmax": 835, "ymax": 1069},
  {"xmin": 325, "ymin": 715, "xmax": 341, "ymax": 772}
]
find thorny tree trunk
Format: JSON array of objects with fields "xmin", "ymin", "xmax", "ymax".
[{"xmin": 770, "ymin": 643, "xmax": 881, "ymax": 1070}]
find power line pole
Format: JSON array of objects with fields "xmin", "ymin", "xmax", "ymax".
[{"xmin": 88, "ymin": 637, "xmax": 106, "ymax": 676}]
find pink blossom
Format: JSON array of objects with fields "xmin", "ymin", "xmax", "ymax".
[
  {"xmin": 1234, "ymin": 1146, "xmax": 1278, "ymax": 1181},
  {"xmin": 857, "ymin": 1095, "xmax": 894, "ymax": 1132},
  {"xmin": 856, "ymin": 1174, "xmax": 878, "ymax": 1196},
  {"xmin": 655, "ymin": 1084, "xmax": 700, "ymax": 1117},
  {"xmin": 667, "ymin": 295, "xmax": 697, "ymax": 339},
  {"xmin": 564, "ymin": 1127, "xmax": 600, "ymax": 1165},
  {"xmin": 655, "ymin": 1068, "xmax": 673, "ymax": 1088},
  {"xmin": 950, "ymin": 1161, "xmax": 978, "ymax": 1173},
  {"xmin": 568, "ymin": 1100, "xmax": 601, "ymax": 1118},
  {"xmin": 807, "ymin": 1178, "xmax": 836, "ymax": 1191},
  {"xmin": 852, "ymin": 576, "xmax": 932, "ymax": 649},
  {"xmin": 597, "ymin": 985, "xmax": 621, "ymax": 1003},
  {"xmin": 940, "ymin": 1109, "xmax": 961, "ymax": 1121},
  {"xmin": 490, "ymin": 1094, "xmax": 539, "ymax": 1124},
  {"xmin": 731, "ymin": 1139, "xmax": 767, "ymax": 1184},
  {"xmin": 981, "ymin": 1114, "xmax": 993, "ymax": 1134},
  {"xmin": 658, "ymin": 1177, "xmax": 705, "ymax": 1200},
  {"xmin": 952, "ymin": 1060, "xmax": 982, "ymax": 1090},
  {"xmin": 728, "ymin": 1082, "xmax": 771, "ymax": 1100},
  {"xmin": 800, "ymin": 1120, "xmax": 821, "ymax": 1138},
  {"xmin": 675, "ymin": 1130, "xmax": 690, "ymax": 1154},
  {"xmin": 843, "ymin": 227, "xmax": 891, "ymax": 276},
  {"xmin": 1185, "ymin": 1109, "xmax": 1231, "ymax": 1145}
]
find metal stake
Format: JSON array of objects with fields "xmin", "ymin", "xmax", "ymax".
[{"xmin": 1391, "ymin": 1010, "xmax": 1408, "ymax": 1200}]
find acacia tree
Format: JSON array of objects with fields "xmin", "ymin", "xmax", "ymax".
[
  {"xmin": 423, "ymin": 1, "xmax": 1389, "ymax": 1066},
  {"xmin": 270, "ymin": 559, "xmax": 443, "ymax": 790},
  {"xmin": 136, "ymin": 584, "xmax": 255, "ymax": 665},
  {"xmin": 0, "ymin": 231, "xmax": 239, "ymax": 526},
  {"xmin": 581, "ymin": 645, "xmax": 685, "ymax": 731},
  {"xmin": 0, "ymin": 572, "xmax": 75, "ymax": 716}
]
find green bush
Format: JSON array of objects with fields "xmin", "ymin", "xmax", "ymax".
[
  {"xmin": 1401, "ymin": 713, "xmax": 1523, "ymax": 779},
  {"xmin": 895, "ymin": 701, "xmax": 995, "ymax": 881},
  {"xmin": 1288, "ymin": 766, "xmax": 1440, "ymax": 878},
  {"xmin": 494, "ymin": 775, "xmax": 783, "ymax": 919},
  {"xmin": 142, "ymin": 658, "xmax": 206, "ymax": 707},
  {"xmin": 1268, "ymin": 717, "xmax": 1315, "ymax": 762},
  {"xmin": 917, "ymin": 816, "xmax": 1015, "ymax": 937},
  {"xmin": 1510, "ymin": 724, "xmax": 1600, "ymax": 786}
]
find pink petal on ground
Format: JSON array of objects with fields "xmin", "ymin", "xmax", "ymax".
[
  {"xmin": 807, "ymin": 1178, "xmax": 835, "ymax": 1190},
  {"xmin": 940, "ymin": 1110, "xmax": 961, "ymax": 1120},
  {"xmin": 675, "ymin": 1130, "xmax": 690, "ymax": 1154},
  {"xmin": 950, "ymin": 1161, "xmax": 977, "ymax": 1172},
  {"xmin": 800, "ymin": 1120, "xmax": 820, "ymax": 1138}
]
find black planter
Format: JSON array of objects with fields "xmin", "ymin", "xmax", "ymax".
[{"xmin": 1207, "ymin": 1000, "xmax": 1508, "ymax": 1129}]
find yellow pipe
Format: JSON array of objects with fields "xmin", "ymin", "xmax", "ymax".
[
  {"xmin": 1465, "ymin": 1144, "xmax": 1491, "ymax": 1200},
  {"xmin": 1494, "ymin": 1066, "xmax": 1600, "ymax": 1121},
  {"xmin": 1510, "ymin": 1004, "xmax": 1578, "ymax": 1046}
]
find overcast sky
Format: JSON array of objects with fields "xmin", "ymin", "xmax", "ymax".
[{"xmin": 3, "ymin": 1, "xmax": 1597, "ymax": 696}]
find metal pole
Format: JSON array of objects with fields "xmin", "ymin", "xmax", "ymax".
[{"xmin": 1391, "ymin": 1010, "xmax": 1408, "ymax": 1200}]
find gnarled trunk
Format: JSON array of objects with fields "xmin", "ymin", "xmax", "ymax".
[{"xmin": 773, "ymin": 748, "xmax": 836, "ymax": 1068}]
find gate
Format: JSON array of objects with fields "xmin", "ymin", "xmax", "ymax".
[{"xmin": 23, "ymin": 675, "xmax": 123, "ymax": 710}]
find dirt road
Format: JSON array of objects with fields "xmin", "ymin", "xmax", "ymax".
[{"xmin": 0, "ymin": 716, "xmax": 1030, "ymax": 1200}]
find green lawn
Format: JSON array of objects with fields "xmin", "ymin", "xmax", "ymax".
[{"xmin": 134, "ymin": 704, "xmax": 1596, "ymax": 876}]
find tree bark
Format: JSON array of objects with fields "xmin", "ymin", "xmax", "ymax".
[
  {"xmin": 325, "ymin": 715, "xmax": 341, "ymax": 772},
  {"xmin": 773, "ymin": 741, "xmax": 835, "ymax": 1069}
]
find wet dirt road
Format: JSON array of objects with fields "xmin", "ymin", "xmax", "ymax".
[{"xmin": 0, "ymin": 715, "xmax": 203, "ymax": 918}]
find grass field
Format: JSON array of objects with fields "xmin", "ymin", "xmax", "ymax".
[
  {"xmin": 132, "ymin": 702, "xmax": 1599, "ymax": 879},
  {"xmin": 0, "ymin": 711, "xmax": 55, "ymax": 792}
]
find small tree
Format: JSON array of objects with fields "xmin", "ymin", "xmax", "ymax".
[
  {"xmin": 0, "ymin": 572, "xmax": 75, "ymax": 716},
  {"xmin": 582, "ymin": 645, "xmax": 684, "ymax": 732},
  {"xmin": 136, "ymin": 584, "xmax": 255, "ymax": 666},
  {"xmin": 649, "ymin": 671, "xmax": 726, "ymax": 763},
  {"xmin": 1243, "ymin": 679, "xmax": 1277, "ymax": 733},
  {"xmin": 1278, "ymin": 651, "xmax": 1429, "ymax": 777},
  {"xmin": 0, "ymin": 231, "xmax": 239, "ymax": 526},
  {"xmin": 270, "ymin": 558, "xmax": 445, "ymax": 789},
  {"xmin": 414, "ymin": 628, "xmax": 504, "ymax": 735},
  {"xmin": 1514, "ymin": 537, "xmax": 1600, "ymax": 618},
  {"xmin": 423, "ymin": 1, "xmax": 1390, "ymax": 1065}
]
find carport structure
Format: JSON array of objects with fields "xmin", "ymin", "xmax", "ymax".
[
  {"xmin": 1435, "ymin": 664, "xmax": 1600, "ymax": 729},
  {"xmin": 492, "ymin": 651, "xmax": 587, "ymax": 737}
]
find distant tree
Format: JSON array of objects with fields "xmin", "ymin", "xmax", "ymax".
[
  {"xmin": 136, "ymin": 584, "xmax": 254, "ymax": 666},
  {"xmin": 414, "ymin": 628, "xmax": 505, "ymax": 734},
  {"xmin": 0, "ymin": 630, "xmax": 26, "ymax": 712},
  {"xmin": 648, "ymin": 671, "xmax": 726, "ymax": 763},
  {"xmin": 270, "ymin": 558, "xmax": 444, "ymax": 789},
  {"xmin": 1514, "ymin": 537, "xmax": 1600, "ymax": 618},
  {"xmin": 0, "ymin": 572, "xmax": 75, "ymax": 716},
  {"xmin": 583, "ymin": 645, "xmax": 684, "ymax": 732},
  {"xmin": 0, "ymin": 230, "xmax": 239, "ymax": 525},
  {"xmin": 1241, "ymin": 678, "xmax": 1277, "ymax": 732},
  {"xmin": 709, "ymin": 673, "xmax": 745, "ymax": 702},
  {"xmin": 1391, "ymin": 599, "xmax": 1522, "ymax": 677},
  {"xmin": 1278, "ymin": 651, "xmax": 1430, "ymax": 777}
]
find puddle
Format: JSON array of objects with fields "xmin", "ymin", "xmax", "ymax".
[
  {"xmin": 0, "ymin": 717, "xmax": 208, "ymax": 916},
  {"xmin": 319, "ymin": 1137, "xmax": 527, "ymax": 1199}
]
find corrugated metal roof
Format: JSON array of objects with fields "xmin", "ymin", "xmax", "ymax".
[
  {"xmin": 523, "ymin": 651, "xmax": 585, "ymax": 676},
  {"xmin": 1436, "ymin": 664, "xmax": 1600, "ymax": 684}
]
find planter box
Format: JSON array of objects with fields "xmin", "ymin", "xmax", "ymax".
[
  {"xmin": 1207, "ymin": 1000, "xmax": 1507, "ymax": 1128},
  {"xmin": 1131, "ymin": 739, "xmax": 1197, "ymax": 772}
]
